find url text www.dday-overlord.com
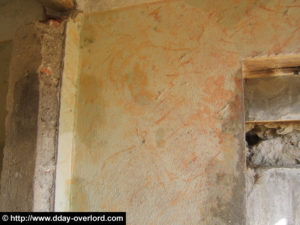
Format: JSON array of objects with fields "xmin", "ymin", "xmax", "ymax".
[{"xmin": 1, "ymin": 213, "xmax": 126, "ymax": 224}]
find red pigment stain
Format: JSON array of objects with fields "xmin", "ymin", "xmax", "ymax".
[
  {"xmin": 202, "ymin": 75, "xmax": 234, "ymax": 108},
  {"xmin": 149, "ymin": 7, "xmax": 161, "ymax": 21},
  {"xmin": 234, "ymin": 77, "xmax": 243, "ymax": 92},
  {"xmin": 40, "ymin": 67, "xmax": 52, "ymax": 75},
  {"xmin": 49, "ymin": 19, "xmax": 61, "ymax": 27},
  {"xmin": 182, "ymin": 152, "xmax": 197, "ymax": 169},
  {"xmin": 229, "ymin": 95, "xmax": 243, "ymax": 120}
]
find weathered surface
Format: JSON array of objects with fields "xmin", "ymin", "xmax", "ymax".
[
  {"xmin": 245, "ymin": 76, "xmax": 300, "ymax": 121},
  {"xmin": 246, "ymin": 125, "xmax": 300, "ymax": 168},
  {"xmin": 62, "ymin": 1, "xmax": 247, "ymax": 224},
  {"xmin": 34, "ymin": 21, "xmax": 66, "ymax": 212},
  {"xmin": 56, "ymin": 0, "xmax": 300, "ymax": 224},
  {"xmin": 246, "ymin": 124, "xmax": 300, "ymax": 167},
  {"xmin": 0, "ymin": 25, "xmax": 41, "ymax": 211},
  {"xmin": 0, "ymin": 41, "xmax": 12, "ymax": 182},
  {"xmin": 243, "ymin": 55, "xmax": 300, "ymax": 79},
  {"xmin": 247, "ymin": 168, "xmax": 300, "ymax": 225},
  {"xmin": 0, "ymin": 21, "xmax": 65, "ymax": 211}
]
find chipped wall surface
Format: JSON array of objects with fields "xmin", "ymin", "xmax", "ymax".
[
  {"xmin": 57, "ymin": 0, "xmax": 300, "ymax": 224},
  {"xmin": 34, "ymin": 21, "xmax": 66, "ymax": 212}
]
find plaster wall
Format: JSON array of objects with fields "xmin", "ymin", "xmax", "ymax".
[
  {"xmin": 77, "ymin": 0, "xmax": 169, "ymax": 13},
  {"xmin": 55, "ymin": 15, "xmax": 82, "ymax": 211},
  {"xmin": 57, "ymin": 0, "xmax": 300, "ymax": 224}
]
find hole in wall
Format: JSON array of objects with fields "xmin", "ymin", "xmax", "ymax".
[
  {"xmin": 245, "ymin": 131, "xmax": 262, "ymax": 147},
  {"xmin": 245, "ymin": 124, "xmax": 300, "ymax": 168}
]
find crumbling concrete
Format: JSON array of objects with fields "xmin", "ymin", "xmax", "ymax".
[
  {"xmin": 34, "ymin": 21, "xmax": 66, "ymax": 212},
  {"xmin": 246, "ymin": 124, "xmax": 300, "ymax": 168},
  {"xmin": 0, "ymin": 20, "xmax": 66, "ymax": 211}
]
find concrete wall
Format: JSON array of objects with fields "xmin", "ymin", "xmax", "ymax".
[
  {"xmin": 0, "ymin": 20, "xmax": 66, "ymax": 211},
  {"xmin": 245, "ymin": 76, "xmax": 300, "ymax": 121},
  {"xmin": 0, "ymin": 24, "xmax": 42, "ymax": 211},
  {"xmin": 0, "ymin": 0, "xmax": 45, "ymax": 207},
  {"xmin": 247, "ymin": 168, "xmax": 300, "ymax": 225},
  {"xmin": 0, "ymin": 0, "xmax": 79, "ymax": 213},
  {"xmin": 0, "ymin": 0, "xmax": 44, "ymax": 192},
  {"xmin": 0, "ymin": 42, "xmax": 12, "ymax": 182},
  {"xmin": 56, "ymin": 0, "xmax": 300, "ymax": 224},
  {"xmin": 0, "ymin": 0, "xmax": 44, "ymax": 42}
]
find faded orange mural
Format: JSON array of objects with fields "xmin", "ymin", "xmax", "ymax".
[{"xmin": 62, "ymin": 0, "xmax": 300, "ymax": 224}]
